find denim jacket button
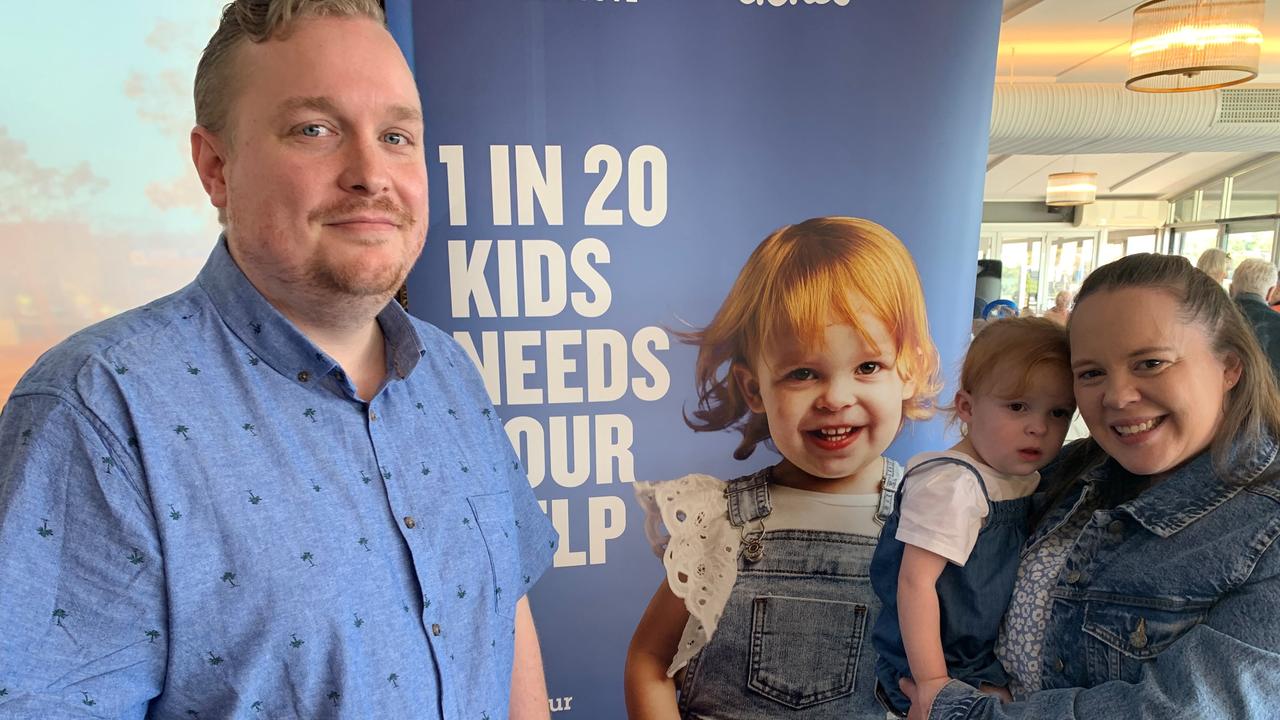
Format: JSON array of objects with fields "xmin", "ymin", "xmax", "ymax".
[
  {"xmin": 1107, "ymin": 519, "xmax": 1125, "ymax": 535},
  {"xmin": 1066, "ymin": 569, "xmax": 1082, "ymax": 584}
]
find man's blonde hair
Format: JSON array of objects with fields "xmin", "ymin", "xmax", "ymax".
[{"xmin": 195, "ymin": 0, "xmax": 387, "ymax": 136}]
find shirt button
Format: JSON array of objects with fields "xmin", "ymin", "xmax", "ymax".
[
  {"xmin": 370, "ymin": 410, "xmax": 378, "ymax": 421},
  {"xmin": 297, "ymin": 370, "xmax": 310, "ymax": 382},
  {"xmin": 1054, "ymin": 657, "xmax": 1065, "ymax": 673},
  {"xmin": 404, "ymin": 516, "xmax": 416, "ymax": 529},
  {"xmin": 432, "ymin": 623, "xmax": 441, "ymax": 636},
  {"xmin": 1108, "ymin": 519, "xmax": 1125, "ymax": 535},
  {"xmin": 1066, "ymin": 570, "xmax": 1082, "ymax": 584}
]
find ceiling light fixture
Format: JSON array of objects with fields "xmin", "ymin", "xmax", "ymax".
[
  {"xmin": 1126, "ymin": 0, "xmax": 1265, "ymax": 93},
  {"xmin": 1046, "ymin": 171, "xmax": 1098, "ymax": 206}
]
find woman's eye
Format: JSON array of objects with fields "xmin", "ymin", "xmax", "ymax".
[
  {"xmin": 786, "ymin": 368, "xmax": 816, "ymax": 381},
  {"xmin": 1140, "ymin": 359, "xmax": 1166, "ymax": 370},
  {"xmin": 1077, "ymin": 369, "xmax": 1102, "ymax": 381},
  {"xmin": 856, "ymin": 362, "xmax": 882, "ymax": 376}
]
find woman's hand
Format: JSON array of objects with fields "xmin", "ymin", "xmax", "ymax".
[{"xmin": 900, "ymin": 675, "xmax": 952, "ymax": 720}]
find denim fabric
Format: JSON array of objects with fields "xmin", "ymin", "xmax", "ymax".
[
  {"xmin": 928, "ymin": 434, "xmax": 1280, "ymax": 720},
  {"xmin": 871, "ymin": 458, "xmax": 1029, "ymax": 714},
  {"xmin": 677, "ymin": 473, "xmax": 886, "ymax": 719}
]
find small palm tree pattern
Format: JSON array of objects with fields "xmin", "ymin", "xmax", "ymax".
[
  {"xmin": 242, "ymin": 423, "xmax": 257, "ymax": 436},
  {"xmin": 251, "ymin": 700, "xmax": 264, "ymax": 712},
  {"xmin": 37, "ymin": 519, "xmax": 52, "ymax": 538},
  {"xmin": 173, "ymin": 425, "xmax": 190, "ymax": 441},
  {"xmin": 415, "ymin": 402, "xmax": 426, "ymax": 415},
  {"xmin": 388, "ymin": 673, "xmax": 400, "ymax": 688},
  {"xmin": 113, "ymin": 364, "xmax": 128, "ymax": 375},
  {"xmin": 247, "ymin": 490, "xmax": 262, "ymax": 505},
  {"xmin": 456, "ymin": 584, "xmax": 466, "ymax": 599},
  {"xmin": 303, "ymin": 408, "xmax": 317, "ymax": 423},
  {"xmin": 423, "ymin": 596, "xmax": 432, "ymax": 610},
  {"xmin": 301, "ymin": 551, "xmax": 315, "ymax": 567},
  {"xmin": 146, "ymin": 629, "xmax": 161, "ymax": 643},
  {"xmin": 359, "ymin": 470, "xmax": 372, "ymax": 485},
  {"xmin": 447, "ymin": 408, "xmax": 458, "ymax": 419},
  {"xmin": 20, "ymin": 428, "xmax": 32, "ymax": 446},
  {"xmin": 249, "ymin": 321, "xmax": 262, "ymax": 334},
  {"xmin": 207, "ymin": 651, "xmax": 223, "ymax": 666},
  {"xmin": 462, "ymin": 517, "xmax": 471, "ymax": 528},
  {"xmin": 0, "ymin": 688, "xmax": 7, "ymax": 697},
  {"xmin": 327, "ymin": 691, "xmax": 341, "ymax": 706},
  {"xmin": 381, "ymin": 467, "xmax": 392, "ymax": 481},
  {"xmin": 460, "ymin": 463, "xmax": 469, "ymax": 473},
  {"xmin": 221, "ymin": 572, "xmax": 238, "ymax": 587},
  {"xmin": 420, "ymin": 462, "xmax": 430, "ymax": 477},
  {"xmin": 289, "ymin": 633, "xmax": 305, "ymax": 648},
  {"xmin": 311, "ymin": 481, "xmax": 321, "ymax": 492},
  {"xmin": 81, "ymin": 691, "xmax": 96, "ymax": 706},
  {"xmin": 246, "ymin": 352, "xmax": 261, "ymax": 366},
  {"xmin": 100, "ymin": 455, "xmax": 116, "ymax": 474},
  {"xmin": 185, "ymin": 362, "xmax": 200, "ymax": 376},
  {"xmin": 358, "ymin": 537, "xmax": 370, "ymax": 552},
  {"xmin": 52, "ymin": 608, "xmax": 67, "ymax": 626},
  {"xmin": 353, "ymin": 613, "xmax": 364, "ymax": 628},
  {"xmin": 128, "ymin": 549, "xmax": 145, "ymax": 565},
  {"xmin": 168, "ymin": 504, "xmax": 182, "ymax": 520},
  {"xmin": 481, "ymin": 408, "xmax": 492, "ymax": 419}
]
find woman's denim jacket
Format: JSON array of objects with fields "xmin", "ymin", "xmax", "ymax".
[{"xmin": 929, "ymin": 433, "xmax": 1280, "ymax": 720}]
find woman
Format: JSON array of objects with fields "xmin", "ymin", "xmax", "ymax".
[
  {"xmin": 1196, "ymin": 247, "xmax": 1231, "ymax": 285},
  {"xmin": 904, "ymin": 253, "xmax": 1280, "ymax": 719}
]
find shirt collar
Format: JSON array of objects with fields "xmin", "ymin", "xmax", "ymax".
[
  {"xmin": 1108, "ymin": 432, "xmax": 1279, "ymax": 538},
  {"xmin": 195, "ymin": 236, "xmax": 425, "ymax": 390}
]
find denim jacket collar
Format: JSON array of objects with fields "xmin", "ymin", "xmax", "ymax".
[{"xmin": 1102, "ymin": 433, "xmax": 1279, "ymax": 539}]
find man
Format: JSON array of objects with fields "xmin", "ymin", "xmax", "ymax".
[
  {"xmin": 1230, "ymin": 257, "xmax": 1280, "ymax": 380},
  {"xmin": 0, "ymin": 2, "xmax": 556, "ymax": 717}
]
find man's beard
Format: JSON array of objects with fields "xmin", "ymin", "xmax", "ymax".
[{"xmin": 304, "ymin": 196, "xmax": 421, "ymax": 298}]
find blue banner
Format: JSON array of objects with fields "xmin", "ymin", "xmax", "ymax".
[{"xmin": 390, "ymin": 1, "xmax": 1001, "ymax": 714}]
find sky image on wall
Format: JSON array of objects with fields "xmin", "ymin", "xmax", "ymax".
[{"xmin": 0, "ymin": 3, "xmax": 225, "ymax": 402}]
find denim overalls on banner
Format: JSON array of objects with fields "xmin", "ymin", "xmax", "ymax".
[
  {"xmin": 870, "ymin": 457, "xmax": 1030, "ymax": 715},
  {"xmin": 676, "ymin": 469, "xmax": 891, "ymax": 720}
]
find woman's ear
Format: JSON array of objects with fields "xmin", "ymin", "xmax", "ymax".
[
  {"xmin": 954, "ymin": 389, "xmax": 975, "ymax": 425},
  {"xmin": 732, "ymin": 362, "xmax": 766, "ymax": 414},
  {"xmin": 1223, "ymin": 352, "xmax": 1243, "ymax": 391}
]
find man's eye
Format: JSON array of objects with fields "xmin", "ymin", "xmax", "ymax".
[
  {"xmin": 383, "ymin": 132, "xmax": 410, "ymax": 146},
  {"xmin": 787, "ymin": 368, "xmax": 816, "ymax": 381},
  {"xmin": 856, "ymin": 362, "xmax": 882, "ymax": 376},
  {"xmin": 300, "ymin": 124, "xmax": 331, "ymax": 138}
]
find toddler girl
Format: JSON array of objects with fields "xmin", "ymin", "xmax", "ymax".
[
  {"xmin": 870, "ymin": 317, "xmax": 1074, "ymax": 716},
  {"xmin": 625, "ymin": 217, "xmax": 941, "ymax": 719}
]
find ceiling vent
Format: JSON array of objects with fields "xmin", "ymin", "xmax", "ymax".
[{"xmin": 989, "ymin": 83, "xmax": 1280, "ymax": 154}]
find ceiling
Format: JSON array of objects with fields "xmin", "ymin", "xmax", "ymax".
[{"xmin": 987, "ymin": 0, "xmax": 1280, "ymax": 202}]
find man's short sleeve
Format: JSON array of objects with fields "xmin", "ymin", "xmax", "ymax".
[
  {"xmin": 497, "ymin": 437, "xmax": 557, "ymax": 597},
  {"xmin": 895, "ymin": 463, "xmax": 988, "ymax": 566},
  {"xmin": 0, "ymin": 392, "xmax": 165, "ymax": 717}
]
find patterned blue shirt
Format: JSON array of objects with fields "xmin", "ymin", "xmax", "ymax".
[{"xmin": 0, "ymin": 239, "xmax": 556, "ymax": 719}]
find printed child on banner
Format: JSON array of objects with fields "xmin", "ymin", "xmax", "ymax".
[{"xmin": 624, "ymin": 216, "xmax": 942, "ymax": 719}]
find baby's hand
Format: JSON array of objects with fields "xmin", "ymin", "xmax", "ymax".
[{"xmin": 978, "ymin": 684, "xmax": 1013, "ymax": 703}]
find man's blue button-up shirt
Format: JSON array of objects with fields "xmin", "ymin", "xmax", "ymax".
[{"xmin": 0, "ymin": 239, "xmax": 556, "ymax": 718}]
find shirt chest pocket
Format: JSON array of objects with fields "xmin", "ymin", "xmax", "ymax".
[
  {"xmin": 1081, "ymin": 600, "xmax": 1207, "ymax": 684},
  {"xmin": 467, "ymin": 491, "xmax": 520, "ymax": 620}
]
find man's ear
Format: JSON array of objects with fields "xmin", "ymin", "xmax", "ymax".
[
  {"xmin": 732, "ymin": 362, "xmax": 766, "ymax": 414},
  {"xmin": 954, "ymin": 389, "xmax": 975, "ymax": 425},
  {"xmin": 191, "ymin": 126, "xmax": 229, "ymax": 212}
]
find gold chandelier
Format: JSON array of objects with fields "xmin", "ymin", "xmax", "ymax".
[{"xmin": 1127, "ymin": 0, "xmax": 1266, "ymax": 93}]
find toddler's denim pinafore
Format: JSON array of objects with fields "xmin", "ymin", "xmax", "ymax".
[
  {"xmin": 676, "ymin": 470, "xmax": 888, "ymax": 719},
  {"xmin": 869, "ymin": 457, "xmax": 1030, "ymax": 716}
]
